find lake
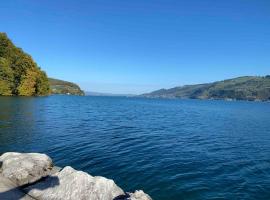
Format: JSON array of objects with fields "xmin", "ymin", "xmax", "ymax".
[{"xmin": 1, "ymin": 96, "xmax": 270, "ymax": 200}]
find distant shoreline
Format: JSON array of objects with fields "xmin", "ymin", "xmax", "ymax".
[
  {"xmin": 142, "ymin": 75, "xmax": 270, "ymax": 102},
  {"xmin": 139, "ymin": 95, "xmax": 270, "ymax": 103}
]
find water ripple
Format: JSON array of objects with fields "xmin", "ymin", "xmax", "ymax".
[{"xmin": 1, "ymin": 96, "xmax": 270, "ymax": 200}]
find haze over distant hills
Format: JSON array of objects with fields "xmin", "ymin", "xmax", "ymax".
[
  {"xmin": 85, "ymin": 91, "xmax": 135, "ymax": 97},
  {"xmin": 142, "ymin": 76, "xmax": 270, "ymax": 101}
]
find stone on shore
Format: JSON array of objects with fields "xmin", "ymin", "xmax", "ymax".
[
  {"xmin": 0, "ymin": 175, "xmax": 35, "ymax": 200},
  {"xmin": 24, "ymin": 166, "xmax": 124, "ymax": 200},
  {"xmin": 129, "ymin": 190, "xmax": 152, "ymax": 200},
  {"xmin": 0, "ymin": 152, "xmax": 53, "ymax": 186},
  {"xmin": 0, "ymin": 152, "xmax": 152, "ymax": 200}
]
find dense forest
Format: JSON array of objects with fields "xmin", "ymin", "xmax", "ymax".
[
  {"xmin": 143, "ymin": 76, "xmax": 270, "ymax": 101},
  {"xmin": 0, "ymin": 33, "xmax": 50, "ymax": 96}
]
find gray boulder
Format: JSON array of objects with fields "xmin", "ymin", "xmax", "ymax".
[
  {"xmin": 24, "ymin": 166, "xmax": 125, "ymax": 200},
  {"xmin": 0, "ymin": 152, "xmax": 152, "ymax": 200},
  {"xmin": 114, "ymin": 190, "xmax": 152, "ymax": 200},
  {"xmin": 0, "ymin": 175, "xmax": 35, "ymax": 200},
  {"xmin": 128, "ymin": 190, "xmax": 152, "ymax": 200},
  {"xmin": 0, "ymin": 152, "xmax": 53, "ymax": 186}
]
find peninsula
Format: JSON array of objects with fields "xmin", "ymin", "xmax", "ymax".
[{"xmin": 49, "ymin": 78, "xmax": 85, "ymax": 96}]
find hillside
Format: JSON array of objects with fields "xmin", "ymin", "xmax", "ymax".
[
  {"xmin": 142, "ymin": 76, "xmax": 270, "ymax": 101},
  {"xmin": 49, "ymin": 78, "xmax": 84, "ymax": 96},
  {"xmin": 0, "ymin": 33, "xmax": 50, "ymax": 96},
  {"xmin": 0, "ymin": 33, "xmax": 84, "ymax": 96}
]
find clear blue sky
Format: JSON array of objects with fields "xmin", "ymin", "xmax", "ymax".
[{"xmin": 1, "ymin": 0, "xmax": 270, "ymax": 94}]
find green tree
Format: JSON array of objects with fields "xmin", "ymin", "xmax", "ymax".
[
  {"xmin": 17, "ymin": 68, "xmax": 37, "ymax": 96},
  {"xmin": 0, "ymin": 57, "xmax": 14, "ymax": 95},
  {"xmin": 0, "ymin": 32, "xmax": 50, "ymax": 96},
  {"xmin": 35, "ymin": 70, "xmax": 51, "ymax": 95}
]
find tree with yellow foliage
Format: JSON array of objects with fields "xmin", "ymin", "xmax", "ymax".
[{"xmin": 0, "ymin": 32, "xmax": 50, "ymax": 96}]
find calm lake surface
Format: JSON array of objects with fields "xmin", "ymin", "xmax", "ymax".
[{"xmin": 1, "ymin": 96, "xmax": 270, "ymax": 200}]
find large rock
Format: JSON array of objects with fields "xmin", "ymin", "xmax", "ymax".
[
  {"xmin": 129, "ymin": 190, "xmax": 152, "ymax": 200},
  {"xmin": 114, "ymin": 190, "xmax": 152, "ymax": 200},
  {"xmin": 0, "ymin": 152, "xmax": 152, "ymax": 200},
  {"xmin": 0, "ymin": 152, "xmax": 53, "ymax": 186},
  {"xmin": 0, "ymin": 175, "xmax": 35, "ymax": 200},
  {"xmin": 24, "ymin": 166, "xmax": 125, "ymax": 200}
]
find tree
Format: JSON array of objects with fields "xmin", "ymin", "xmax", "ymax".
[
  {"xmin": 35, "ymin": 70, "xmax": 51, "ymax": 95},
  {"xmin": 0, "ymin": 57, "xmax": 14, "ymax": 95},
  {"xmin": 0, "ymin": 32, "xmax": 50, "ymax": 96},
  {"xmin": 17, "ymin": 68, "xmax": 37, "ymax": 96}
]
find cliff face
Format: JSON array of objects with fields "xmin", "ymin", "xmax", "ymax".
[
  {"xmin": 49, "ymin": 78, "xmax": 85, "ymax": 96},
  {"xmin": 0, "ymin": 152, "xmax": 151, "ymax": 200},
  {"xmin": 142, "ymin": 76, "xmax": 270, "ymax": 101}
]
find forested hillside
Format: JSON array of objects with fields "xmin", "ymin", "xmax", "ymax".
[
  {"xmin": 49, "ymin": 78, "xmax": 85, "ymax": 95},
  {"xmin": 143, "ymin": 76, "xmax": 270, "ymax": 101},
  {"xmin": 0, "ymin": 33, "xmax": 50, "ymax": 96}
]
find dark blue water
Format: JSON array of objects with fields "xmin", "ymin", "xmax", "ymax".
[{"xmin": 1, "ymin": 96, "xmax": 270, "ymax": 200}]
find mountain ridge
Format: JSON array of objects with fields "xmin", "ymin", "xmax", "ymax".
[{"xmin": 142, "ymin": 76, "xmax": 270, "ymax": 101}]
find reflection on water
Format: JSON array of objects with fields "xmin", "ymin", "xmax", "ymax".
[
  {"xmin": 1, "ymin": 96, "xmax": 270, "ymax": 200},
  {"xmin": 0, "ymin": 97, "xmax": 36, "ymax": 147}
]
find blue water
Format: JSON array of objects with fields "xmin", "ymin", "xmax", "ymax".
[{"xmin": 1, "ymin": 96, "xmax": 270, "ymax": 200}]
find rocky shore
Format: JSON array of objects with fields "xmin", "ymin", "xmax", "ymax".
[{"xmin": 0, "ymin": 152, "xmax": 152, "ymax": 200}]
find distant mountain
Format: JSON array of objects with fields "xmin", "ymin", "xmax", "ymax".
[
  {"xmin": 85, "ymin": 91, "xmax": 135, "ymax": 97},
  {"xmin": 142, "ymin": 76, "xmax": 270, "ymax": 101},
  {"xmin": 49, "ymin": 78, "xmax": 84, "ymax": 96}
]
